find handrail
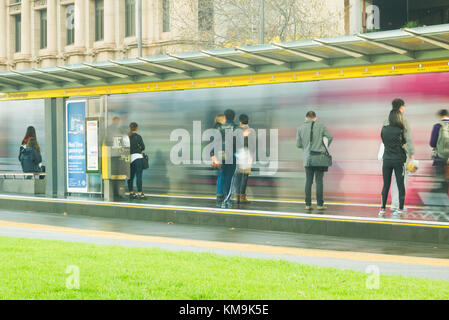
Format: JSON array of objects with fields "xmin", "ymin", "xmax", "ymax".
[{"xmin": 0, "ymin": 172, "xmax": 46, "ymax": 179}]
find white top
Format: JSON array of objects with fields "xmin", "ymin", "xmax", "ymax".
[{"xmin": 131, "ymin": 153, "xmax": 143, "ymax": 163}]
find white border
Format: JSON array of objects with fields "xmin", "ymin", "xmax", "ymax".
[{"xmin": 66, "ymin": 100, "xmax": 88, "ymax": 193}]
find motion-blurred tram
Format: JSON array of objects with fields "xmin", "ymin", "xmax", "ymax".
[{"xmin": 101, "ymin": 71, "xmax": 448, "ymax": 206}]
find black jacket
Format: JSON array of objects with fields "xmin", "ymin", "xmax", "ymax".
[
  {"xmin": 129, "ymin": 133, "xmax": 145, "ymax": 154},
  {"xmin": 381, "ymin": 125, "xmax": 407, "ymax": 163},
  {"xmin": 19, "ymin": 146, "xmax": 42, "ymax": 172}
]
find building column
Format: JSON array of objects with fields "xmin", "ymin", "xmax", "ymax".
[
  {"xmin": 20, "ymin": 0, "xmax": 31, "ymax": 57},
  {"xmin": 14, "ymin": 0, "xmax": 32, "ymax": 69},
  {"xmin": 95, "ymin": 0, "xmax": 116, "ymax": 60},
  {"xmin": 47, "ymin": 0, "xmax": 57, "ymax": 53},
  {"xmin": 74, "ymin": 0, "xmax": 86, "ymax": 50},
  {"xmin": 39, "ymin": 0, "xmax": 58, "ymax": 68},
  {"xmin": 104, "ymin": 0, "xmax": 115, "ymax": 46},
  {"xmin": 0, "ymin": 0, "xmax": 6, "ymax": 70},
  {"xmin": 65, "ymin": 0, "xmax": 87, "ymax": 64}
]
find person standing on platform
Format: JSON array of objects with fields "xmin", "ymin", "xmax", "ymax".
[
  {"xmin": 219, "ymin": 109, "xmax": 238, "ymax": 209},
  {"xmin": 381, "ymin": 98, "xmax": 415, "ymax": 212},
  {"xmin": 234, "ymin": 114, "xmax": 255, "ymax": 204},
  {"xmin": 128, "ymin": 122, "xmax": 146, "ymax": 199},
  {"xmin": 296, "ymin": 111, "xmax": 333, "ymax": 211},
  {"xmin": 211, "ymin": 114, "xmax": 226, "ymax": 207},
  {"xmin": 379, "ymin": 109, "xmax": 407, "ymax": 217}
]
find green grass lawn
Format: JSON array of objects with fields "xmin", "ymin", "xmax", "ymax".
[{"xmin": 0, "ymin": 235, "xmax": 448, "ymax": 299}]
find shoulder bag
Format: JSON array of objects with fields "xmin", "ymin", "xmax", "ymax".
[{"xmin": 308, "ymin": 122, "xmax": 332, "ymax": 168}]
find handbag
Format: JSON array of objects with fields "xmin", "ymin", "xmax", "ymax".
[
  {"xmin": 142, "ymin": 153, "xmax": 149, "ymax": 170},
  {"xmin": 308, "ymin": 122, "xmax": 332, "ymax": 168}
]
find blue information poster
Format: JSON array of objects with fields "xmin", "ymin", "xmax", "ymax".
[{"xmin": 66, "ymin": 101, "xmax": 87, "ymax": 192}]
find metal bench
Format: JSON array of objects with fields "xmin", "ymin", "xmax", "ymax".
[{"xmin": 0, "ymin": 172, "xmax": 45, "ymax": 194}]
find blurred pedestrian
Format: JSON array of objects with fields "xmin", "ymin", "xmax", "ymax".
[
  {"xmin": 234, "ymin": 114, "xmax": 255, "ymax": 204},
  {"xmin": 211, "ymin": 114, "xmax": 226, "ymax": 206},
  {"xmin": 430, "ymin": 109, "xmax": 449, "ymax": 196},
  {"xmin": 296, "ymin": 111, "xmax": 333, "ymax": 211},
  {"xmin": 218, "ymin": 109, "xmax": 238, "ymax": 209}
]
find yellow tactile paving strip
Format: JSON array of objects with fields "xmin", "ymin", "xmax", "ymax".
[{"xmin": 1, "ymin": 220, "xmax": 449, "ymax": 268}]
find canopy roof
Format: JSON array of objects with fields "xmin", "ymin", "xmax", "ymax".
[{"xmin": 2, "ymin": 24, "xmax": 449, "ymax": 92}]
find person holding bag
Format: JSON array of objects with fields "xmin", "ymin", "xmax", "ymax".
[
  {"xmin": 379, "ymin": 109, "xmax": 408, "ymax": 217},
  {"xmin": 296, "ymin": 111, "xmax": 333, "ymax": 211},
  {"xmin": 379, "ymin": 98, "xmax": 415, "ymax": 212},
  {"xmin": 128, "ymin": 122, "xmax": 146, "ymax": 199}
]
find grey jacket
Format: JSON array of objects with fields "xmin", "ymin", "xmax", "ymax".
[
  {"xmin": 296, "ymin": 119, "xmax": 333, "ymax": 166},
  {"xmin": 382, "ymin": 117, "xmax": 414, "ymax": 156}
]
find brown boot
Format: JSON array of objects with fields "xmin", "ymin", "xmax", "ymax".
[
  {"xmin": 240, "ymin": 194, "xmax": 251, "ymax": 204},
  {"xmin": 234, "ymin": 194, "xmax": 241, "ymax": 204}
]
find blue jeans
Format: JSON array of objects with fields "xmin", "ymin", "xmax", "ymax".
[
  {"xmin": 216, "ymin": 167, "xmax": 223, "ymax": 196},
  {"xmin": 222, "ymin": 164, "xmax": 236, "ymax": 203},
  {"xmin": 128, "ymin": 158, "xmax": 143, "ymax": 192}
]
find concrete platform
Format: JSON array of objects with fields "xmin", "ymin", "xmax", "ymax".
[{"xmin": 0, "ymin": 193, "xmax": 448, "ymax": 245}]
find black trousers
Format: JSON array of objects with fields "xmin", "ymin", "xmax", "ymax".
[
  {"xmin": 305, "ymin": 167, "xmax": 325, "ymax": 206},
  {"xmin": 128, "ymin": 158, "xmax": 143, "ymax": 193},
  {"xmin": 381, "ymin": 160, "xmax": 405, "ymax": 210}
]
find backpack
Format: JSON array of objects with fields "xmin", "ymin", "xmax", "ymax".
[
  {"xmin": 19, "ymin": 147, "xmax": 35, "ymax": 172},
  {"xmin": 436, "ymin": 122, "xmax": 449, "ymax": 159}
]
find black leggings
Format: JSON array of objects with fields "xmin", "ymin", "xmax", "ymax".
[
  {"xmin": 381, "ymin": 161, "xmax": 405, "ymax": 210},
  {"xmin": 128, "ymin": 158, "xmax": 143, "ymax": 193}
]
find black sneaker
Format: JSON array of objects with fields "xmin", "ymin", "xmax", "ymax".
[
  {"xmin": 138, "ymin": 193, "xmax": 145, "ymax": 200},
  {"xmin": 129, "ymin": 192, "xmax": 137, "ymax": 199}
]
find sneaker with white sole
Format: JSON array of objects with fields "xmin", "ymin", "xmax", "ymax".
[
  {"xmin": 378, "ymin": 208, "xmax": 387, "ymax": 217},
  {"xmin": 391, "ymin": 207, "xmax": 407, "ymax": 212}
]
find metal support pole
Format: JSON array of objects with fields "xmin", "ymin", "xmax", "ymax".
[
  {"xmin": 260, "ymin": 0, "xmax": 264, "ymax": 44},
  {"xmin": 137, "ymin": 0, "xmax": 142, "ymax": 57}
]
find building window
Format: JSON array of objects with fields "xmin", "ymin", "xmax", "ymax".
[
  {"xmin": 198, "ymin": 0, "xmax": 213, "ymax": 31},
  {"xmin": 40, "ymin": 10, "xmax": 47, "ymax": 49},
  {"xmin": 125, "ymin": 0, "xmax": 136, "ymax": 37},
  {"xmin": 162, "ymin": 0, "xmax": 170, "ymax": 32},
  {"xmin": 66, "ymin": 4, "xmax": 75, "ymax": 45},
  {"xmin": 95, "ymin": 0, "xmax": 104, "ymax": 41},
  {"xmin": 15, "ymin": 14, "xmax": 21, "ymax": 53}
]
